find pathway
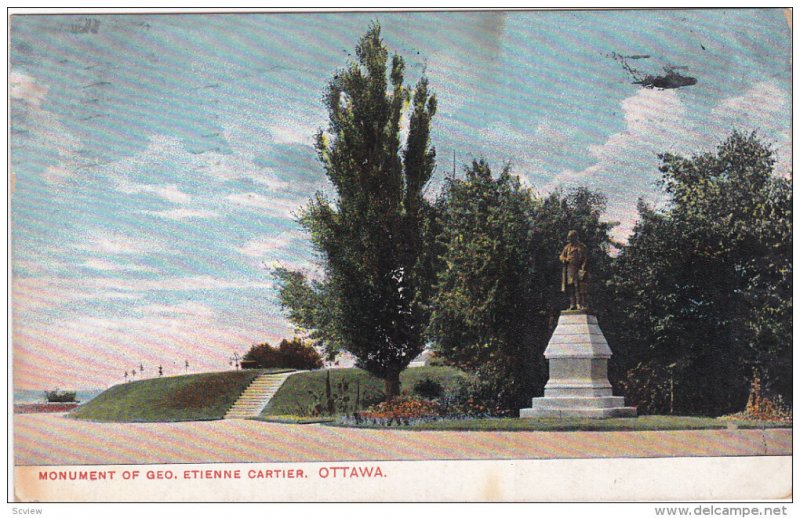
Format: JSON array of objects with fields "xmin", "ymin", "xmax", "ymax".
[{"xmin": 13, "ymin": 413, "xmax": 791, "ymax": 466}]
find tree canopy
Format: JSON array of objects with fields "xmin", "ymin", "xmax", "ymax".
[{"xmin": 606, "ymin": 131, "xmax": 792, "ymax": 415}]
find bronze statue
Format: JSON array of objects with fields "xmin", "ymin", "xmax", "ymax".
[{"xmin": 560, "ymin": 230, "xmax": 589, "ymax": 310}]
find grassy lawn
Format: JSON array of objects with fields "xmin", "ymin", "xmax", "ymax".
[
  {"xmin": 326, "ymin": 415, "xmax": 792, "ymax": 432},
  {"xmin": 250, "ymin": 415, "xmax": 335, "ymax": 425},
  {"xmin": 71, "ymin": 369, "xmax": 288, "ymax": 422},
  {"xmin": 263, "ymin": 366, "xmax": 468, "ymax": 417},
  {"xmin": 724, "ymin": 419, "xmax": 792, "ymax": 429}
]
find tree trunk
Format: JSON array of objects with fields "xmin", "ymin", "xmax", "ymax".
[{"xmin": 384, "ymin": 369, "xmax": 401, "ymax": 400}]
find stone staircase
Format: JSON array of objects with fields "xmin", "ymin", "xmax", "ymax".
[{"xmin": 224, "ymin": 371, "xmax": 300, "ymax": 419}]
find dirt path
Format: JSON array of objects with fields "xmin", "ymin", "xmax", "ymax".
[{"xmin": 14, "ymin": 413, "xmax": 791, "ymax": 466}]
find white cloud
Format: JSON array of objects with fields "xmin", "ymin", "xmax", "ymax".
[
  {"xmin": 711, "ymin": 81, "xmax": 791, "ymax": 177},
  {"xmin": 78, "ymin": 232, "xmax": 160, "ymax": 255},
  {"xmin": 225, "ymin": 192, "xmax": 302, "ymax": 219},
  {"xmin": 265, "ymin": 116, "xmax": 318, "ymax": 147},
  {"xmin": 9, "ymin": 70, "xmax": 82, "ymax": 184},
  {"xmin": 139, "ymin": 208, "xmax": 219, "ymax": 220},
  {"xmin": 546, "ymin": 82, "xmax": 791, "ymax": 243},
  {"xmin": 474, "ymin": 120, "xmax": 576, "ymax": 179},
  {"xmin": 478, "ymin": 122, "xmax": 529, "ymax": 151},
  {"xmin": 714, "ymin": 81, "xmax": 787, "ymax": 120},
  {"xmin": 139, "ymin": 302, "xmax": 215, "ymax": 317},
  {"xmin": 111, "ymin": 127, "xmax": 305, "ymax": 190},
  {"xmin": 225, "ymin": 192, "xmax": 274, "ymax": 210},
  {"xmin": 250, "ymin": 168, "xmax": 293, "ymax": 191},
  {"xmin": 12, "ymin": 274, "xmax": 273, "ymax": 321},
  {"xmin": 10, "ymin": 71, "xmax": 48, "ymax": 107},
  {"xmin": 117, "ymin": 181, "xmax": 192, "ymax": 204},
  {"xmin": 85, "ymin": 275, "xmax": 272, "ymax": 292},
  {"xmin": 586, "ymin": 88, "xmax": 696, "ymax": 164},
  {"xmin": 98, "ymin": 134, "xmax": 262, "ymax": 188},
  {"xmin": 12, "ymin": 276, "xmax": 143, "ymax": 315},
  {"xmin": 236, "ymin": 231, "xmax": 305, "ymax": 258},
  {"xmin": 547, "ymin": 88, "xmax": 698, "ymax": 241},
  {"xmin": 81, "ymin": 258, "xmax": 157, "ymax": 273}
]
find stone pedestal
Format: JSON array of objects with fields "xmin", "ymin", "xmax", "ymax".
[{"xmin": 520, "ymin": 310, "xmax": 636, "ymax": 418}]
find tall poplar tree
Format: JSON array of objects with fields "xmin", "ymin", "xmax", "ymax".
[{"xmin": 275, "ymin": 24, "xmax": 437, "ymax": 397}]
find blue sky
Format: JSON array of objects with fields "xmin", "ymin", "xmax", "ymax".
[{"xmin": 10, "ymin": 10, "xmax": 791, "ymax": 389}]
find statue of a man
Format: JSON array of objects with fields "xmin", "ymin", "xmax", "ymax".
[{"xmin": 560, "ymin": 230, "xmax": 589, "ymax": 310}]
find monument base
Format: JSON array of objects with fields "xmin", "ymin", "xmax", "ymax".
[
  {"xmin": 519, "ymin": 310, "xmax": 637, "ymax": 419},
  {"xmin": 520, "ymin": 396, "xmax": 636, "ymax": 418}
]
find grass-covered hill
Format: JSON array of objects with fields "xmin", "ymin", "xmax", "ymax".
[
  {"xmin": 70, "ymin": 370, "xmax": 272, "ymax": 422},
  {"xmin": 69, "ymin": 366, "xmax": 467, "ymax": 423}
]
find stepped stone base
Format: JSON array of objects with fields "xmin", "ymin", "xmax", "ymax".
[
  {"xmin": 520, "ymin": 310, "xmax": 636, "ymax": 420},
  {"xmin": 520, "ymin": 397, "xmax": 636, "ymax": 418}
]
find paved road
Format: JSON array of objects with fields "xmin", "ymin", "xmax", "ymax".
[{"xmin": 14, "ymin": 413, "xmax": 792, "ymax": 466}]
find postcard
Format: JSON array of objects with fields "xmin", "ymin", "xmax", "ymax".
[{"xmin": 9, "ymin": 8, "xmax": 792, "ymax": 504}]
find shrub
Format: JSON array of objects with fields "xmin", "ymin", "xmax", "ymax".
[
  {"xmin": 243, "ymin": 338, "xmax": 323, "ymax": 370},
  {"xmin": 435, "ymin": 377, "xmax": 502, "ymax": 418},
  {"xmin": 243, "ymin": 344, "xmax": 279, "ymax": 368},
  {"xmin": 44, "ymin": 389, "xmax": 77, "ymax": 403},
  {"xmin": 295, "ymin": 371, "xmax": 378, "ymax": 417},
  {"xmin": 616, "ymin": 362, "xmax": 670, "ymax": 415},
  {"xmin": 426, "ymin": 353, "xmax": 449, "ymax": 367},
  {"xmin": 277, "ymin": 338, "xmax": 324, "ymax": 370},
  {"xmin": 413, "ymin": 378, "xmax": 443, "ymax": 399},
  {"xmin": 439, "ymin": 373, "xmax": 514, "ymax": 417}
]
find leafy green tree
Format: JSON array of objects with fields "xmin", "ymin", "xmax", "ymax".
[
  {"xmin": 427, "ymin": 160, "xmax": 615, "ymax": 412},
  {"xmin": 273, "ymin": 267, "xmax": 342, "ymax": 359},
  {"xmin": 607, "ymin": 131, "xmax": 792, "ymax": 415},
  {"xmin": 275, "ymin": 24, "xmax": 437, "ymax": 398}
]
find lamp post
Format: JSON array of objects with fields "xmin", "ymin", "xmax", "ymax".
[{"xmin": 229, "ymin": 352, "xmax": 241, "ymax": 370}]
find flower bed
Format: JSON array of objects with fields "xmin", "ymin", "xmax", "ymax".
[
  {"xmin": 340, "ymin": 396, "xmax": 445, "ymax": 426},
  {"xmin": 719, "ymin": 375, "xmax": 793, "ymax": 424}
]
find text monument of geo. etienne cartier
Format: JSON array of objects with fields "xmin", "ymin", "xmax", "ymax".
[{"xmin": 520, "ymin": 230, "xmax": 636, "ymax": 418}]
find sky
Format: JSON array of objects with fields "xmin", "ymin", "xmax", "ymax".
[{"xmin": 10, "ymin": 9, "xmax": 791, "ymax": 390}]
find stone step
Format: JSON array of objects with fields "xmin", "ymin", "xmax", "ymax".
[
  {"xmin": 224, "ymin": 371, "xmax": 305, "ymax": 419},
  {"xmin": 520, "ymin": 406, "xmax": 637, "ymax": 418},
  {"xmin": 527, "ymin": 396, "xmax": 628, "ymax": 409}
]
